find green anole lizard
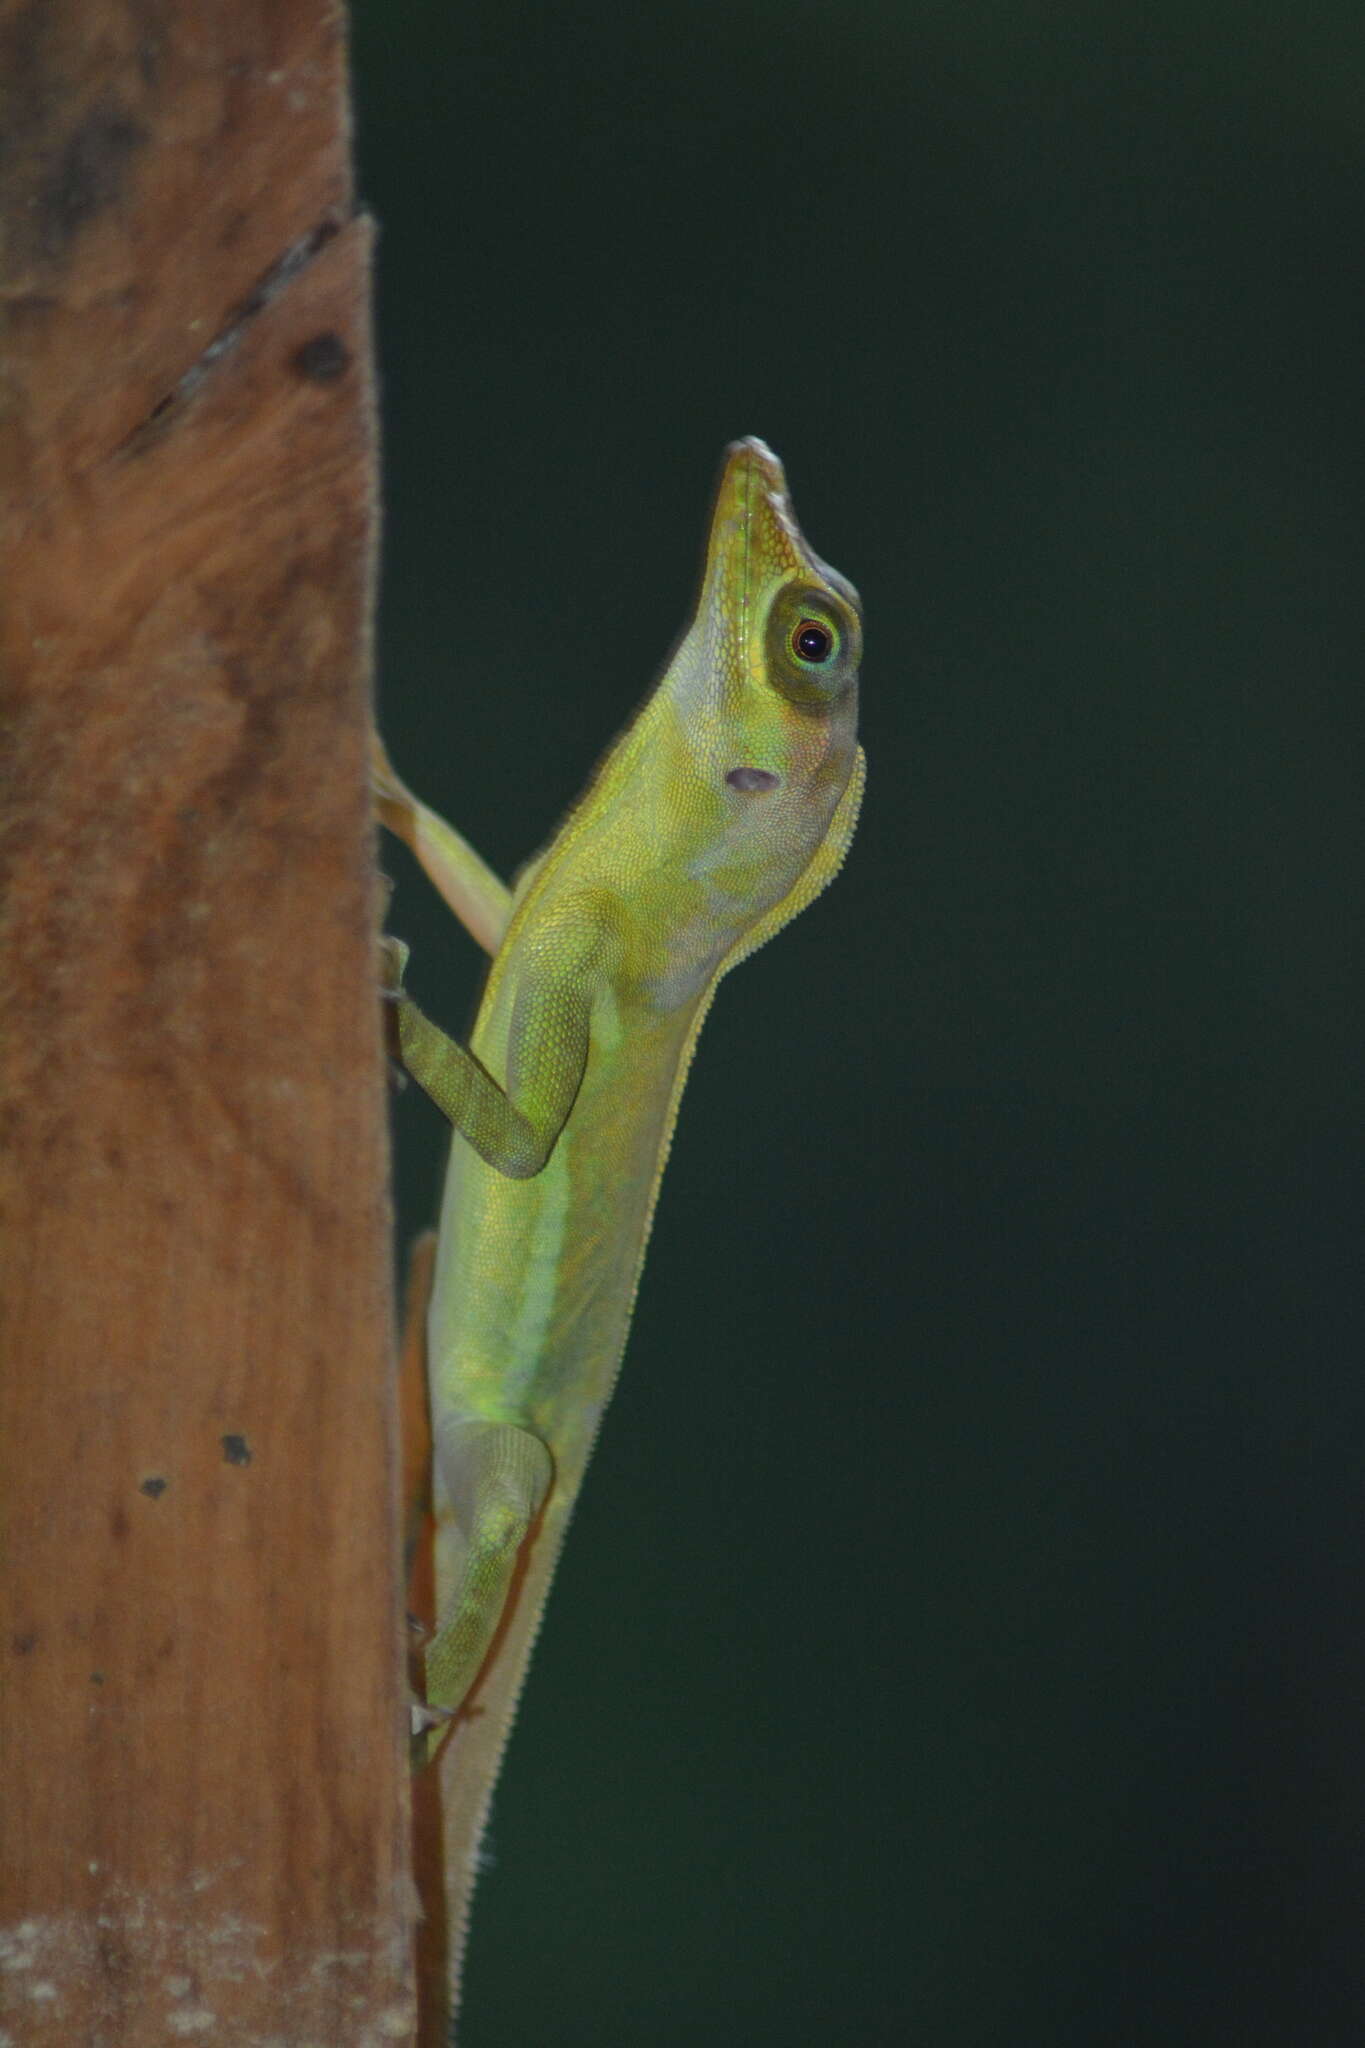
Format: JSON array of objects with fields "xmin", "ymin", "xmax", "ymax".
[{"xmin": 374, "ymin": 438, "xmax": 863, "ymax": 2036}]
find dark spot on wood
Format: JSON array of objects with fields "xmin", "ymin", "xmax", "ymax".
[
  {"xmin": 40, "ymin": 103, "xmax": 145, "ymax": 257},
  {"xmin": 221, "ymin": 1433, "xmax": 252, "ymax": 1466},
  {"xmin": 90, "ymin": 1670, "xmax": 105, "ymax": 1684},
  {"xmin": 291, "ymin": 331, "xmax": 350, "ymax": 382},
  {"xmin": 11, "ymin": 1631, "xmax": 38, "ymax": 1654},
  {"xmin": 139, "ymin": 1474, "xmax": 168, "ymax": 1498},
  {"xmin": 97, "ymin": 1926, "xmax": 131, "ymax": 1978}
]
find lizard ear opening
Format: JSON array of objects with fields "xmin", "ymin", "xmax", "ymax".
[{"xmin": 726, "ymin": 767, "xmax": 781, "ymax": 793}]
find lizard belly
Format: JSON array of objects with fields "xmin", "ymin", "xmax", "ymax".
[{"xmin": 427, "ymin": 992, "xmax": 697, "ymax": 1493}]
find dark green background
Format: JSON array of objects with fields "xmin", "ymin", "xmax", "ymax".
[{"xmin": 351, "ymin": 4, "xmax": 1364, "ymax": 2041}]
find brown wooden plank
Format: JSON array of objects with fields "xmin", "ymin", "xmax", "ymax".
[{"xmin": 0, "ymin": 2, "xmax": 414, "ymax": 2039}]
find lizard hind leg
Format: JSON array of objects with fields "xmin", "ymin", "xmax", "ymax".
[{"xmin": 421, "ymin": 1417, "xmax": 554, "ymax": 1766}]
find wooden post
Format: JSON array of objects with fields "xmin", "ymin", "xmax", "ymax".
[{"xmin": 0, "ymin": 3, "xmax": 414, "ymax": 2040}]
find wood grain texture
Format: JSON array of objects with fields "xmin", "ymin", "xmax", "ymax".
[{"xmin": 0, "ymin": 3, "xmax": 414, "ymax": 2040}]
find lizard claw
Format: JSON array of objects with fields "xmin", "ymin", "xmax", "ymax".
[
  {"xmin": 410, "ymin": 1696, "xmax": 455, "ymax": 1738},
  {"xmin": 379, "ymin": 935, "xmax": 413, "ymax": 1088},
  {"xmin": 379, "ymin": 933, "xmax": 410, "ymax": 1002}
]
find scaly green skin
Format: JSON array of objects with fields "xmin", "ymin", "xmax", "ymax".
[{"xmin": 376, "ymin": 438, "xmax": 863, "ymax": 2038}]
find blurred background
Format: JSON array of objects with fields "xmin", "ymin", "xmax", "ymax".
[{"xmin": 350, "ymin": 3, "xmax": 1364, "ymax": 2041}]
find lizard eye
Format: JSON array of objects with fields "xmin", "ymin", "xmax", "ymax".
[
  {"xmin": 767, "ymin": 585, "xmax": 859, "ymax": 707},
  {"xmin": 792, "ymin": 619, "xmax": 834, "ymax": 664}
]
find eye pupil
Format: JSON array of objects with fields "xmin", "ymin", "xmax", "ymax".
[{"xmin": 793, "ymin": 620, "xmax": 833, "ymax": 662}]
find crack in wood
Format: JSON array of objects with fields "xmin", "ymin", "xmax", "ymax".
[{"xmin": 114, "ymin": 214, "xmax": 344, "ymax": 459}]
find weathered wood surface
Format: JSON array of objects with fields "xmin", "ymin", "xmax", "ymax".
[{"xmin": 0, "ymin": 3, "xmax": 413, "ymax": 2039}]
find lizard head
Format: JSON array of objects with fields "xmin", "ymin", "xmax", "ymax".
[
  {"xmin": 660, "ymin": 436, "xmax": 863, "ymax": 925},
  {"xmin": 689, "ymin": 436, "xmax": 861, "ymax": 808},
  {"xmin": 565, "ymin": 438, "xmax": 865, "ymax": 998}
]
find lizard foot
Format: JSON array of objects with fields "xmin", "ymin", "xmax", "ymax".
[{"xmin": 379, "ymin": 933, "xmax": 410, "ymax": 1002}]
